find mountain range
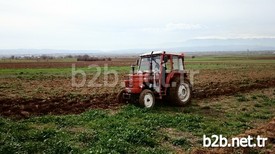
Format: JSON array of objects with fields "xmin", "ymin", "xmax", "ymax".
[{"xmin": 0, "ymin": 38, "xmax": 275, "ymax": 56}]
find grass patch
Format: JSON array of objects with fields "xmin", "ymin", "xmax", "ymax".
[
  {"xmin": 0, "ymin": 66, "xmax": 130, "ymax": 79},
  {"xmin": 235, "ymin": 94, "xmax": 249, "ymax": 102}
]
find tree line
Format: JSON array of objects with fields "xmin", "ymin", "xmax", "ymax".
[{"xmin": 4, "ymin": 54, "xmax": 112, "ymax": 61}]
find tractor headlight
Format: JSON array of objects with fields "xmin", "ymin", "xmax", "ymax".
[
  {"xmin": 139, "ymin": 84, "xmax": 144, "ymax": 89},
  {"xmin": 143, "ymin": 77, "xmax": 149, "ymax": 82},
  {"xmin": 126, "ymin": 89, "xmax": 131, "ymax": 93}
]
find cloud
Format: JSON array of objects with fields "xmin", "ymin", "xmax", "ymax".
[
  {"xmin": 193, "ymin": 34, "xmax": 275, "ymax": 40},
  {"xmin": 142, "ymin": 23, "xmax": 205, "ymax": 33},
  {"xmin": 166, "ymin": 23, "xmax": 204, "ymax": 30}
]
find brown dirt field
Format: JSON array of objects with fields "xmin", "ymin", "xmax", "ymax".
[
  {"xmin": 1, "ymin": 75, "xmax": 275, "ymax": 119},
  {"xmin": 0, "ymin": 93, "xmax": 121, "ymax": 119},
  {"xmin": 0, "ymin": 60, "xmax": 134, "ymax": 69},
  {"xmin": 193, "ymin": 77, "xmax": 275, "ymax": 99},
  {"xmin": 1, "ymin": 59, "xmax": 275, "ymax": 118}
]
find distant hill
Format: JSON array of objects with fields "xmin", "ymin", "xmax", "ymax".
[{"xmin": 1, "ymin": 38, "xmax": 275, "ymax": 57}]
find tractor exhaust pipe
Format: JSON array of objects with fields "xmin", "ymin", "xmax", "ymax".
[
  {"xmin": 150, "ymin": 51, "xmax": 154, "ymax": 75},
  {"xmin": 131, "ymin": 64, "xmax": 135, "ymax": 74}
]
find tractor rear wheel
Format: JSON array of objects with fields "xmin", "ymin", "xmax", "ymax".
[
  {"xmin": 169, "ymin": 78, "xmax": 192, "ymax": 106},
  {"xmin": 139, "ymin": 89, "xmax": 155, "ymax": 109}
]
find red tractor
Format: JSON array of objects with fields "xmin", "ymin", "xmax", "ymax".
[{"xmin": 117, "ymin": 51, "xmax": 192, "ymax": 108}]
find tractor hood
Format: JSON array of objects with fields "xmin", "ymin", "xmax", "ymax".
[{"xmin": 124, "ymin": 73, "xmax": 150, "ymax": 94}]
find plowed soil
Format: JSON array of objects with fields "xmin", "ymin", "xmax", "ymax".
[
  {"xmin": 0, "ymin": 93, "xmax": 120, "ymax": 119},
  {"xmin": 1, "ymin": 77, "xmax": 275, "ymax": 119},
  {"xmin": 193, "ymin": 78, "xmax": 275, "ymax": 98}
]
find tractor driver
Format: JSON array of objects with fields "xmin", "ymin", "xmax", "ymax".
[{"xmin": 152, "ymin": 56, "xmax": 166, "ymax": 87}]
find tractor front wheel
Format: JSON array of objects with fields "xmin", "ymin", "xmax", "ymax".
[
  {"xmin": 117, "ymin": 89, "xmax": 127, "ymax": 104},
  {"xmin": 139, "ymin": 89, "xmax": 155, "ymax": 109}
]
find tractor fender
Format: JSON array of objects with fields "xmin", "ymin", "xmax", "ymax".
[{"xmin": 165, "ymin": 71, "xmax": 185, "ymax": 84}]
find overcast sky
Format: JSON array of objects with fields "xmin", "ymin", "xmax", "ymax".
[{"xmin": 0, "ymin": 0, "xmax": 275, "ymax": 50}]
